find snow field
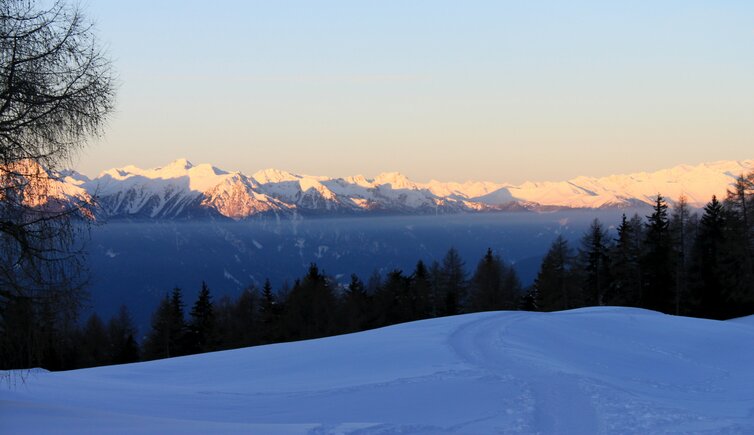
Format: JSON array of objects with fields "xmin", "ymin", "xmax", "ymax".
[{"xmin": 2, "ymin": 307, "xmax": 753, "ymax": 434}]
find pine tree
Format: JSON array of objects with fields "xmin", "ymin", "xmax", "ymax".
[
  {"xmin": 642, "ymin": 194, "xmax": 674, "ymax": 313},
  {"xmin": 534, "ymin": 235, "xmax": 579, "ymax": 311},
  {"xmin": 341, "ymin": 274, "xmax": 370, "ymax": 332},
  {"xmin": 469, "ymin": 248, "xmax": 512, "ymax": 312},
  {"xmin": 0, "ymin": 294, "xmax": 35, "ymax": 369},
  {"xmin": 80, "ymin": 313, "xmax": 110, "ymax": 368},
  {"xmin": 260, "ymin": 279, "xmax": 275, "ymax": 320},
  {"xmin": 438, "ymin": 248, "xmax": 467, "ymax": 315},
  {"xmin": 107, "ymin": 305, "xmax": 139, "ymax": 364},
  {"xmin": 519, "ymin": 287, "xmax": 538, "ymax": 311},
  {"xmin": 366, "ymin": 270, "xmax": 383, "ymax": 296},
  {"xmin": 168, "ymin": 287, "xmax": 187, "ymax": 356},
  {"xmin": 234, "ymin": 287, "xmax": 260, "ymax": 347},
  {"xmin": 501, "ymin": 265, "xmax": 523, "ymax": 308},
  {"xmin": 578, "ymin": 219, "xmax": 611, "ymax": 307},
  {"xmin": 374, "ymin": 269, "xmax": 412, "ymax": 325},
  {"xmin": 259, "ymin": 279, "xmax": 279, "ymax": 344},
  {"xmin": 142, "ymin": 295, "xmax": 174, "ymax": 360},
  {"xmin": 188, "ymin": 282, "xmax": 216, "ymax": 353},
  {"xmin": 283, "ymin": 264, "xmax": 337, "ymax": 340},
  {"xmin": 608, "ymin": 214, "xmax": 643, "ymax": 306},
  {"xmin": 212, "ymin": 295, "xmax": 236, "ymax": 350},
  {"xmin": 410, "ymin": 260, "xmax": 433, "ymax": 320},
  {"xmin": 689, "ymin": 196, "xmax": 726, "ymax": 318}
]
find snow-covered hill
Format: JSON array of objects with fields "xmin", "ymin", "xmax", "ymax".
[
  {"xmin": 67, "ymin": 158, "xmax": 754, "ymax": 219},
  {"xmin": 3, "ymin": 308, "xmax": 753, "ymax": 434}
]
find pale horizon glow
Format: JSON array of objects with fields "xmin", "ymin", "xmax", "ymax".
[{"xmin": 76, "ymin": 1, "xmax": 753, "ymax": 184}]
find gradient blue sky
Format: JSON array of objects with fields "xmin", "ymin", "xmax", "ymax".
[{"xmin": 77, "ymin": 0, "xmax": 753, "ymax": 183}]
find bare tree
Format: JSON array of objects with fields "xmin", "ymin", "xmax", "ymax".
[{"xmin": 0, "ymin": 0, "xmax": 114, "ymax": 370}]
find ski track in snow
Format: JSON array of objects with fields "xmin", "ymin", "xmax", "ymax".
[{"xmin": 449, "ymin": 312, "xmax": 599, "ymax": 433}]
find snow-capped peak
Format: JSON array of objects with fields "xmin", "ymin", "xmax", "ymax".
[
  {"xmin": 0, "ymin": 159, "xmax": 94, "ymax": 213},
  {"xmin": 252, "ymin": 168, "xmax": 301, "ymax": 184},
  {"xmin": 373, "ymin": 172, "xmax": 415, "ymax": 190},
  {"xmin": 161, "ymin": 158, "xmax": 194, "ymax": 172},
  {"xmin": 423, "ymin": 179, "xmax": 506, "ymax": 199},
  {"xmin": 65, "ymin": 157, "xmax": 754, "ymax": 220},
  {"xmin": 344, "ymin": 174, "xmax": 373, "ymax": 188},
  {"xmin": 95, "ymin": 160, "xmax": 231, "ymax": 193}
]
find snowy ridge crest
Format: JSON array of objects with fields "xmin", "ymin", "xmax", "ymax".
[{"xmin": 68, "ymin": 158, "xmax": 754, "ymax": 220}]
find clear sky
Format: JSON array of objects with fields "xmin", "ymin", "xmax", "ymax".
[{"xmin": 76, "ymin": 0, "xmax": 754, "ymax": 183}]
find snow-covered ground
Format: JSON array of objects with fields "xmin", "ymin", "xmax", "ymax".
[{"xmin": 2, "ymin": 308, "xmax": 754, "ymax": 434}]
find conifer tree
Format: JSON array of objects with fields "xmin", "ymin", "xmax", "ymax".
[
  {"xmin": 234, "ymin": 287, "xmax": 260, "ymax": 347},
  {"xmin": 469, "ymin": 248, "xmax": 512, "ymax": 311},
  {"xmin": 0, "ymin": 294, "xmax": 34, "ymax": 369},
  {"xmin": 188, "ymin": 282, "xmax": 216, "ymax": 353},
  {"xmin": 107, "ymin": 305, "xmax": 139, "ymax": 364},
  {"xmin": 578, "ymin": 219, "xmax": 611, "ymax": 306},
  {"xmin": 501, "ymin": 262, "xmax": 524, "ymax": 307},
  {"xmin": 283, "ymin": 264, "xmax": 337, "ymax": 340},
  {"xmin": 259, "ymin": 278, "xmax": 279, "ymax": 343},
  {"xmin": 427, "ymin": 261, "xmax": 443, "ymax": 317},
  {"xmin": 80, "ymin": 313, "xmax": 110, "ymax": 367},
  {"xmin": 519, "ymin": 287, "xmax": 538, "ymax": 311},
  {"xmin": 212, "ymin": 295, "xmax": 236, "ymax": 350},
  {"xmin": 438, "ymin": 248, "xmax": 467, "ymax": 315},
  {"xmin": 410, "ymin": 260, "xmax": 433, "ymax": 319},
  {"xmin": 669, "ymin": 196, "xmax": 697, "ymax": 315},
  {"xmin": 374, "ymin": 270, "xmax": 413, "ymax": 325},
  {"xmin": 534, "ymin": 235, "xmax": 579, "ymax": 311},
  {"xmin": 168, "ymin": 287, "xmax": 187, "ymax": 355},
  {"xmin": 366, "ymin": 270, "xmax": 383, "ymax": 296},
  {"xmin": 260, "ymin": 279, "xmax": 275, "ymax": 321},
  {"xmin": 689, "ymin": 196, "xmax": 726, "ymax": 318},
  {"xmin": 723, "ymin": 172, "xmax": 754, "ymax": 315},
  {"xmin": 142, "ymin": 295, "xmax": 175, "ymax": 360},
  {"xmin": 342, "ymin": 274, "xmax": 370, "ymax": 332},
  {"xmin": 642, "ymin": 195, "xmax": 674, "ymax": 312},
  {"xmin": 143, "ymin": 288, "xmax": 187, "ymax": 359},
  {"xmin": 608, "ymin": 214, "xmax": 643, "ymax": 306}
]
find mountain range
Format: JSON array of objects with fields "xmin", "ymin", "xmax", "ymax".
[{"xmin": 38, "ymin": 158, "xmax": 754, "ymax": 220}]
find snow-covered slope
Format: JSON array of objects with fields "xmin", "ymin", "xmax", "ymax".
[
  {"xmin": 75, "ymin": 158, "xmax": 754, "ymax": 219},
  {"xmin": 0, "ymin": 159, "xmax": 95, "ymax": 216},
  {"xmin": 495, "ymin": 159, "xmax": 754, "ymax": 209},
  {"xmin": 86, "ymin": 159, "xmax": 292, "ymax": 219},
  {"xmin": 2, "ymin": 308, "xmax": 753, "ymax": 434}
]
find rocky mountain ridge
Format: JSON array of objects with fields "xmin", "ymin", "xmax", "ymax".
[{"xmin": 33, "ymin": 158, "xmax": 754, "ymax": 220}]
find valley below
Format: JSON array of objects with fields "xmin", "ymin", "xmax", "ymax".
[{"xmin": 85, "ymin": 210, "xmax": 631, "ymax": 332}]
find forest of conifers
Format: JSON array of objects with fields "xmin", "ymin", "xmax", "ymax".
[{"xmin": 3, "ymin": 173, "xmax": 753, "ymax": 371}]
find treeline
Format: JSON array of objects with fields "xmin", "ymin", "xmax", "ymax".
[
  {"xmin": 1, "ymin": 245, "xmax": 522, "ymax": 370},
  {"xmin": 531, "ymin": 192, "xmax": 754, "ymax": 319},
  {"xmin": 1, "ymin": 303, "xmax": 140, "ymax": 371},
  {"xmin": 137, "ymin": 247, "xmax": 522, "ymax": 361},
  {"xmin": 3, "ymin": 173, "xmax": 752, "ymax": 371},
  {"xmin": 532, "ymin": 172, "xmax": 754, "ymax": 319}
]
